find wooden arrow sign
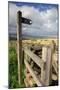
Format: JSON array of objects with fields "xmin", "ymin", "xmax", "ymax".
[{"xmin": 22, "ymin": 17, "xmax": 32, "ymax": 25}]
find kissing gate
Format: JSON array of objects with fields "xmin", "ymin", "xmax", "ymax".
[{"xmin": 16, "ymin": 11, "xmax": 58, "ymax": 87}]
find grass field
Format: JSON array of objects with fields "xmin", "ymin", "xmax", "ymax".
[{"xmin": 9, "ymin": 42, "xmax": 25, "ymax": 88}]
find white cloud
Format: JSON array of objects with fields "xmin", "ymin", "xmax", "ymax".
[{"xmin": 8, "ymin": 3, "xmax": 58, "ymax": 37}]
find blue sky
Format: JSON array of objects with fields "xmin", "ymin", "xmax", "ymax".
[
  {"xmin": 8, "ymin": 2, "xmax": 58, "ymax": 38},
  {"xmin": 9, "ymin": 1, "xmax": 58, "ymax": 10}
]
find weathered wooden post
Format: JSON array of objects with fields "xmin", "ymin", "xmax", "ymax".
[
  {"xmin": 17, "ymin": 11, "xmax": 23, "ymax": 85},
  {"xmin": 17, "ymin": 11, "xmax": 32, "ymax": 85},
  {"xmin": 42, "ymin": 46, "xmax": 52, "ymax": 86},
  {"xmin": 41, "ymin": 47, "xmax": 48, "ymax": 84}
]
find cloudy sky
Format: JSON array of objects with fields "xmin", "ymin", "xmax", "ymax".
[{"xmin": 8, "ymin": 2, "xmax": 58, "ymax": 38}]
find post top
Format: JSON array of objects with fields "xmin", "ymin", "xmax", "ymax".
[{"xmin": 17, "ymin": 11, "xmax": 22, "ymax": 14}]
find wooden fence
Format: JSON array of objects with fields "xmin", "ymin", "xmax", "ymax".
[{"xmin": 23, "ymin": 46, "xmax": 58, "ymax": 87}]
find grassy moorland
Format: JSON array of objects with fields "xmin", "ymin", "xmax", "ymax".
[{"xmin": 9, "ymin": 41, "xmax": 25, "ymax": 89}]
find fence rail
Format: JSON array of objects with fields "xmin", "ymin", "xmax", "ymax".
[
  {"xmin": 24, "ymin": 60, "xmax": 43, "ymax": 86},
  {"xmin": 24, "ymin": 47, "xmax": 44, "ymax": 68}
]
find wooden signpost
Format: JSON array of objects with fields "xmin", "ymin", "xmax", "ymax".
[
  {"xmin": 17, "ymin": 11, "xmax": 22, "ymax": 85},
  {"xmin": 17, "ymin": 11, "xmax": 32, "ymax": 85}
]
